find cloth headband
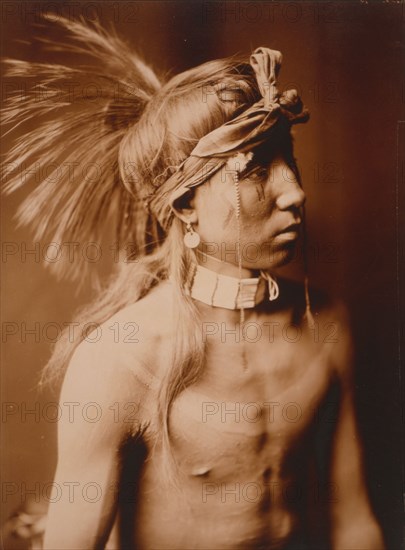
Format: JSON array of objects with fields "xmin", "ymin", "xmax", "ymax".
[{"xmin": 149, "ymin": 47, "xmax": 309, "ymax": 229}]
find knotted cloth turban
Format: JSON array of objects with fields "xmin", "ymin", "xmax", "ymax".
[{"xmin": 149, "ymin": 47, "xmax": 309, "ymax": 229}]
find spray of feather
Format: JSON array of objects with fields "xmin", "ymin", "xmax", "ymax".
[{"xmin": 2, "ymin": 15, "xmax": 162, "ymax": 281}]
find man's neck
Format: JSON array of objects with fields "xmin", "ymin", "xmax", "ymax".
[
  {"xmin": 185, "ymin": 250, "xmax": 280, "ymax": 319},
  {"xmin": 194, "ymin": 248, "xmax": 258, "ymax": 278}
]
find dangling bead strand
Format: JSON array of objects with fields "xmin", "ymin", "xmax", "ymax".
[
  {"xmin": 233, "ymin": 170, "xmax": 245, "ymax": 325},
  {"xmin": 302, "ymin": 205, "xmax": 315, "ymax": 329}
]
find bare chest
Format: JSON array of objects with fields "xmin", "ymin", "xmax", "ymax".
[{"xmin": 168, "ymin": 333, "xmax": 333, "ymax": 483}]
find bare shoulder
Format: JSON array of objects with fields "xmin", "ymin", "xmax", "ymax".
[
  {"xmin": 279, "ymin": 277, "xmax": 350, "ymax": 321},
  {"xmin": 105, "ymin": 279, "xmax": 173, "ymax": 354},
  {"xmin": 77, "ymin": 280, "xmax": 174, "ymax": 378},
  {"xmin": 306, "ymin": 283, "xmax": 354, "ymax": 382},
  {"xmin": 279, "ymin": 277, "xmax": 354, "ymax": 379},
  {"xmin": 59, "ymin": 281, "xmax": 174, "ymax": 439}
]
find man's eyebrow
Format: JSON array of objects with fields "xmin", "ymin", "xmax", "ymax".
[{"xmin": 238, "ymin": 162, "xmax": 267, "ymax": 181}]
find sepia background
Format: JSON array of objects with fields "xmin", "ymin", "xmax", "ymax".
[{"xmin": 1, "ymin": 1, "xmax": 404, "ymax": 547}]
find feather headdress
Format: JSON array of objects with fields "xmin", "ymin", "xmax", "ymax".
[
  {"xmin": 2, "ymin": 16, "xmax": 162, "ymax": 280},
  {"xmin": 2, "ymin": 19, "xmax": 311, "ymax": 288}
]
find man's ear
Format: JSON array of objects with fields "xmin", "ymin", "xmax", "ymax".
[{"xmin": 171, "ymin": 189, "xmax": 198, "ymax": 224}]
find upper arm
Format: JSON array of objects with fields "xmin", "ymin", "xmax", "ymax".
[
  {"xmin": 327, "ymin": 304, "xmax": 384, "ymax": 548},
  {"xmin": 43, "ymin": 336, "xmax": 147, "ymax": 550}
]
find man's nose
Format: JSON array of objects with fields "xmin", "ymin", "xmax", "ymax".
[{"xmin": 275, "ymin": 167, "xmax": 306, "ymax": 211}]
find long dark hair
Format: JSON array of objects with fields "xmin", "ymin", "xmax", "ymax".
[{"xmin": 2, "ymin": 17, "xmax": 264, "ymax": 480}]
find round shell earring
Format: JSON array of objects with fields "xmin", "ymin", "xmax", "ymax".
[{"xmin": 183, "ymin": 222, "xmax": 201, "ymax": 248}]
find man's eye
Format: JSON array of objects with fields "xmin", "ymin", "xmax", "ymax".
[{"xmin": 241, "ymin": 165, "xmax": 268, "ymax": 181}]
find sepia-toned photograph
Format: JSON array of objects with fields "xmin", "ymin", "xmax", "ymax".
[{"xmin": 1, "ymin": 1, "xmax": 403, "ymax": 549}]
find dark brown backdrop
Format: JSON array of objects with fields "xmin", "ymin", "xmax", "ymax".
[{"xmin": 1, "ymin": 1, "xmax": 404, "ymax": 548}]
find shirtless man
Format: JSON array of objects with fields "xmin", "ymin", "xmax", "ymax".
[
  {"xmin": 43, "ymin": 152, "xmax": 384, "ymax": 548},
  {"xmin": 3, "ymin": 18, "xmax": 384, "ymax": 549}
]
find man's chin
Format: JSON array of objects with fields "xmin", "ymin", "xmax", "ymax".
[
  {"xmin": 275, "ymin": 245, "xmax": 297, "ymax": 267},
  {"xmin": 243, "ymin": 242, "xmax": 297, "ymax": 271}
]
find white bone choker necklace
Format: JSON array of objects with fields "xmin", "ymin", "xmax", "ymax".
[{"xmin": 186, "ymin": 263, "xmax": 279, "ymax": 310}]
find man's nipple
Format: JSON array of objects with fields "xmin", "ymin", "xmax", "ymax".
[{"xmin": 191, "ymin": 466, "xmax": 211, "ymax": 477}]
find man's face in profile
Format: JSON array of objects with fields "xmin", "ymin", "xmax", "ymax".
[{"xmin": 191, "ymin": 143, "xmax": 306, "ymax": 271}]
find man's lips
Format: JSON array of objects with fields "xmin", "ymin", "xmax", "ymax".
[{"xmin": 275, "ymin": 221, "xmax": 302, "ymax": 236}]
